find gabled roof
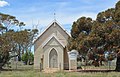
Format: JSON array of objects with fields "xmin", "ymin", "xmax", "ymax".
[
  {"xmin": 42, "ymin": 34, "xmax": 65, "ymax": 48},
  {"xmin": 33, "ymin": 20, "xmax": 70, "ymax": 43}
]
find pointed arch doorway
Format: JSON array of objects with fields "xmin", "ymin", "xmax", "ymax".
[{"xmin": 49, "ymin": 48, "xmax": 58, "ymax": 68}]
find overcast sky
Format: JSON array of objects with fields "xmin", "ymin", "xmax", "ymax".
[{"xmin": 0, "ymin": 0, "xmax": 119, "ymax": 33}]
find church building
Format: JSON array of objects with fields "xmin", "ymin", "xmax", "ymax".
[{"xmin": 34, "ymin": 20, "xmax": 70, "ymax": 71}]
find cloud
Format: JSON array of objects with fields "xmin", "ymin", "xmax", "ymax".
[
  {"xmin": 4, "ymin": 0, "xmax": 117, "ymax": 32},
  {"xmin": 0, "ymin": 0, "xmax": 9, "ymax": 7}
]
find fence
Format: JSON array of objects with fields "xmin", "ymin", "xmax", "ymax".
[
  {"xmin": 3, "ymin": 60, "xmax": 117, "ymax": 71},
  {"xmin": 3, "ymin": 61, "xmax": 33, "ymax": 71},
  {"xmin": 77, "ymin": 59, "xmax": 116, "ymax": 70}
]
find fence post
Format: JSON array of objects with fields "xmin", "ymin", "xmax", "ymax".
[
  {"xmin": 16, "ymin": 62, "xmax": 17, "ymax": 70},
  {"xmin": 108, "ymin": 61, "xmax": 111, "ymax": 70}
]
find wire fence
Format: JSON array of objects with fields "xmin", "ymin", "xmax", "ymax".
[
  {"xmin": 3, "ymin": 59, "xmax": 117, "ymax": 71},
  {"xmin": 77, "ymin": 59, "xmax": 116, "ymax": 70},
  {"xmin": 3, "ymin": 61, "xmax": 33, "ymax": 71}
]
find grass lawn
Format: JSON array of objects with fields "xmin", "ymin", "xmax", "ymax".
[
  {"xmin": 0, "ymin": 63, "xmax": 119, "ymax": 77},
  {"xmin": 0, "ymin": 70, "xmax": 120, "ymax": 77}
]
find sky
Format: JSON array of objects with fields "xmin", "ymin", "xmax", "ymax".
[{"xmin": 0, "ymin": 0, "xmax": 119, "ymax": 33}]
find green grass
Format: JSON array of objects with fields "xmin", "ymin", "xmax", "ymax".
[
  {"xmin": 81, "ymin": 65, "xmax": 116, "ymax": 70},
  {"xmin": 0, "ymin": 70, "xmax": 120, "ymax": 77},
  {"xmin": 1, "ymin": 63, "xmax": 119, "ymax": 77}
]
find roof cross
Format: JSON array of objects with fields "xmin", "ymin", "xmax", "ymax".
[{"xmin": 54, "ymin": 13, "xmax": 56, "ymax": 22}]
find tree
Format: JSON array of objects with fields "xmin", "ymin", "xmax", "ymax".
[
  {"xmin": 96, "ymin": 1, "xmax": 120, "ymax": 71},
  {"xmin": 0, "ymin": 13, "xmax": 38, "ymax": 69},
  {"xmin": 14, "ymin": 29, "xmax": 38, "ymax": 61},
  {"xmin": 68, "ymin": 17, "xmax": 93, "ymax": 65},
  {"xmin": 68, "ymin": 1, "xmax": 120, "ymax": 71},
  {"xmin": 71, "ymin": 17, "xmax": 92, "ymax": 39},
  {"xmin": 0, "ymin": 13, "xmax": 19, "ymax": 69},
  {"xmin": 22, "ymin": 51, "xmax": 34, "ymax": 65}
]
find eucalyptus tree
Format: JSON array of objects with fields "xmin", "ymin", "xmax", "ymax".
[
  {"xmin": 95, "ymin": 1, "xmax": 120, "ymax": 71},
  {"xmin": 0, "ymin": 13, "xmax": 22, "ymax": 69},
  {"xmin": 68, "ymin": 1, "xmax": 120, "ymax": 71},
  {"xmin": 68, "ymin": 17, "xmax": 93, "ymax": 65},
  {"xmin": 0, "ymin": 13, "xmax": 38, "ymax": 69}
]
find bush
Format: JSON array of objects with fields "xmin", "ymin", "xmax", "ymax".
[{"xmin": 22, "ymin": 51, "xmax": 34, "ymax": 65}]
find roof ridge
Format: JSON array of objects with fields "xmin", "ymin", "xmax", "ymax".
[{"xmin": 33, "ymin": 20, "xmax": 70, "ymax": 43}]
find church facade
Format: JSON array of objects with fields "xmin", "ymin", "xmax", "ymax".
[{"xmin": 34, "ymin": 20, "xmax": 70, "ymax": 70}]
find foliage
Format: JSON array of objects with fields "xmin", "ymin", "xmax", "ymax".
[
  {"xmin": 68, "ymin": 1, "xmax": 120, "ymax": 70},
  {"xmin": 0, "ymin": 13, "xmax": 38, "ymax": 69},
  {"xmin": 22, "ymin": 51, "xmax": 34, "ymax": 65}
]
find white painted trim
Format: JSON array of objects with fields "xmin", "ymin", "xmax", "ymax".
[
  {"xmin": 55, "ymin": 20, "xmax": 71, "ymax": 36},
  {"xmin": 33, "ymin": 20, "xmax": 70, "ymax": 43},
  {"xmin": 48, "ymin": 47, "xmax": 59, "ymax": 68},
  {"xmin": 42, "ymin": 34, "xmax": 65, "ymax": 48}
]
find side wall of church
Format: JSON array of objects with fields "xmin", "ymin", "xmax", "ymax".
[
  {"xmin": 34, "ymin": 46, "xmax": 43, "ymax": 69},
  {"xmin": 64, "ymin": 49, "xmax": 69, "ymax": 69}
]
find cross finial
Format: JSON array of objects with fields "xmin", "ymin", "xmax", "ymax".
[{"xmin": 54, "ymin": 12, "xmax": 56, "ymax": 22}]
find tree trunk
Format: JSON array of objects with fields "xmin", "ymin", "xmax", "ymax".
[
  {"xmin": 18, "ymin": 55, "xmax": 21, "ymax": 61},
  {"xmin": 18, "ymin": 45, "xmax": 21, "ymax": 61},
  {"xmin": 115, "ymin": 51, "xmax": 120, "ymax": 72},
  {"xmin": 100, "ymin": 61, "xmax": 102, "ymax": 66},
  {"xmin": 0, "ymin": 65, "xmax": 3, "ymax": 70},
  {"xmin": 25, "ymin": 61, "xmax": 27, "ymax": 65},
  {"xmin": 0, "ymin": 55, "xmax": 9, "ymax": 70},
  {"xmin": 115, "ymin": 53, "xmax": 120, "ymax": 72}
]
